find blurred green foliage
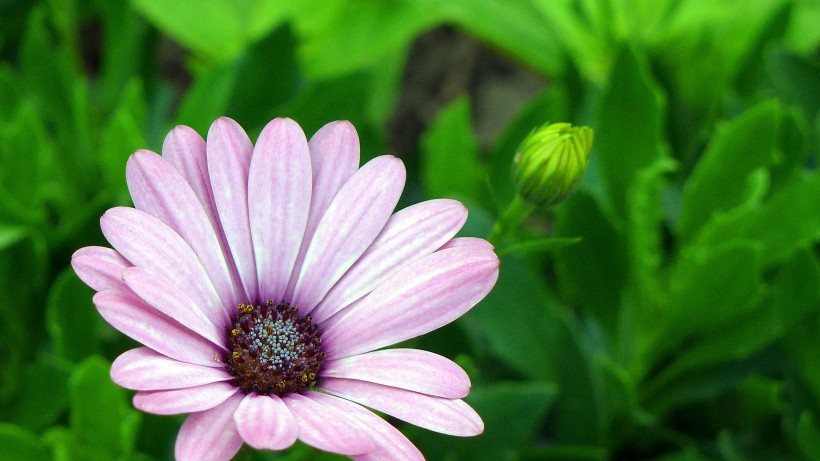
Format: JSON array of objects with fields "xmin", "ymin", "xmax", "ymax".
[{"xmin": 0, "ymin": 0, "xmax": 818, "ymax": 460}]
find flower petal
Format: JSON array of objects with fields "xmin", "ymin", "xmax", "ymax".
[
  {"xmin": 293, "ymin": 155, "xmax": 406, "ymax": 313},
  {"xmin": 284, "ymin": 121, "xmax": 360, "ymax": 300},
  {"xmin": 312, "ymin": 199, "xmax": 467, "ymax": 323},
  {"xmin": 93, "ymin": 291, "xmax": 222, "ymax": 367},
  {"xmin": 100, "ymin": 207, "xmax": 229, "ymax": 326},
  {"xmin": 322, "ymin": 348, "xmax": 470, "ymax": 398},
  {"xmin": 161, "ymin": 126, "xmax": 215, "ymax": 226},
  {"xmin": 307, "ymin": 391, "xmax": 424, "ymax": 461},
  {"xmin": 126, "ymin": 149, "xmax": 239, "ymax": 310},
  {"xmin": 438, "ymin": 236, "xmax": 495, "ymax": 252},
  {"xmin": 248, "ymin": 118, "xmax": 311, "ymax": 303},
  {"xmin": 111, "ymin": 347, "xmax": 233, "ymax": 391},
  {"xmin": 322, "ymin": 245, "xmax": 499, "ymax": 358},
  {"xmin": 121, "ymin": 267, "xmax": 226, "ymax": 349},
  {"xmin": 71, "ymin": 246, "xmax": 130, "ymax": 293},
  {"xmin": 133, "ymin": 381, "xmax": 238, "ymax": 415},
  {"xmin": 207, "ymin": 117, "xmax": 258, "ymax": 304},
  {"xmin": 234, "ymin": 393, "xmax": 298, "ymax": 450},
  {"xmin": 282, "ymin": 392, "xmax": 374, "ymax": 456},
  {"xmin": 175, "ymin": 393, "xmax": 244, "ymax": 461},
  {"xmin": 320, "ymin": 378, "xmax": 483, "ymax": 437}
]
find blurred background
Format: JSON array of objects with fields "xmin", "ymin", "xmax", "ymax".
[{"xmin": 0, "ymin": 0, "xmax": 819, "ymax": 460}]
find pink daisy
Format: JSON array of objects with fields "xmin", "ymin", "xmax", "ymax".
[{"xmin": 71, "ymin": 117, "xmax": 500, "ymax": 460}]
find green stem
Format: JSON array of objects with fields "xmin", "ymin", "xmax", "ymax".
[{"xmin": 487, "ymin": 195, "xmax": 535, "ymax": 247}]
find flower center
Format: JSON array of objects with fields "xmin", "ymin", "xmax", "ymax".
[{"xmin": 225, "ymin": 300, "xmax": 325, "ymax": 396}]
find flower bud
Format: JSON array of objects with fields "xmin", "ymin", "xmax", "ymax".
[{"xmin": 512, "ymin": 122, "xmax": 593, "ymax": 207}]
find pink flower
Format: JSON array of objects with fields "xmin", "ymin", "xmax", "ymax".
[{"xmin": 72, "ymin": 117, "xmax": 499, "ymax": 460}]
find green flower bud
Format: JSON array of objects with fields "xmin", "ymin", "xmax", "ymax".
[{"xmin": 512, "ymin": 122, "xmax": 593, "ymax": 207}]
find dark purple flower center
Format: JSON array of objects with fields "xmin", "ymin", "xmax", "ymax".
[{"xmin": 226, "ymin": 300, "xmax": 325, "ymax": 396}]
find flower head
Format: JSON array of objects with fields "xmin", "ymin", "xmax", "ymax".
[
  {"xmin": 72, "ymin": 117, "xmax": 499, "ymax": 460},
  {"xmin": 512, "ymin": 122, "xmax": 593, "ymax": 207}
]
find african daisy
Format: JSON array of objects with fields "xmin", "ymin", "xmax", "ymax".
[{"xmin": 72, "ymin": 117, "xmax": 499, "ymax": 460}]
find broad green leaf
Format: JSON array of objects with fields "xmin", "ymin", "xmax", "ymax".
[
  {"xmin": 1, "ymin": 356, "xmax": 71, "ymax": 432},
  {"xmin": 766, "ymin": 48, "xmax": 820, "ymax": 143},
  {"xmin": 0, "ymin": 423, "xmax": 49, "ymax": 461},
  {"xmin": 97, "ymin": 0, "xmax": 149, "ymax": 116},
  {"xmin": 44, "ymin": 427, "xmax": 118, "ymax": 461},
  {"xmin": 408, "ymin": 382, "xmax": 557, "ymax": 461},
  {"xmin": 694, "ymin": 171, "xmax": 820, "ymax": 265},
  {"xmin": 646, "ymin": 241, "xmax": 763, "ymax": 371},
  {"xmin": 295, "ymin": 0, "xmax": 435, "ymax": 79},
  {"xmin": 419, "ymin": 0, "xmax": 565, "ymax": 77},
  {"xmin": 678, "ymin": 100, "xmax": 791, "ymax": 240},
  {"xmin": 594, "ymin": 43, "xmax": 665, "ymax": 217},
  {"xmin": 797, "ymin": 411, "xmax": 820, "ymax": 460},
  {"xmin": 420, "ymin": 97, "xmax": 483, "ymax": 201},
  {"xmin": 785, "ymin": 0, "xmax": 820, "ymax": 53},
  {"xmin": 176, "ymin": 23, "xmax": 300, "ymax": 134},
  {"xmin": 531, "ymin": 0, "xmax": 609, "ymax": 81},
  {"xmin": 46, "ymin": 267, "xmax": 100, "ymax": 362},
  {"xmin": 69, "ymin": 356, "xmax": 141, "ymax": 456},
  {"xmin": 554, "ymin": 191, "xmax": 627, "ymax": 335},
  {"xmin": 131, "ymin": 0, "xmax": 291, "ymax": 60}
]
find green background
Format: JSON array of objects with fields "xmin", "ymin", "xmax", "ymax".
[{"xmin": 0, "ymin": 0, "xmax": 819, "ymax": 460}]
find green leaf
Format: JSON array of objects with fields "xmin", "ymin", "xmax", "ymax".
[
  {"xmin": 420, "ymin": 97, "xmax": 483, "ymax": 201},
  {"xmin": 97, "ymin": 0, "xmax": 149, "ymax": 116},
  {"xmin": 594, "ymin": 43, "xmax": 665, "ymax": 218},
  {"xmin": 46, "ymin": 267, "xmax": 100, "ymax": 362},
  {"xmin": 646, "ymin": 241, "xmax": 763, "ymax": 371},
  {"xmin": 693, "ymin": 171, "xmax": 820, "ymax": 265},
  {"xmin": 554, "ymin": 191, "xmax": 627, "ymax": 335},
  {"xmin": 678, "ymin": 100, "xmax": 795, "ymax": 240},
  {"xmin": 408, "ymin": 382, "xmax": 557, "ymax": 461},
  {"xmin": 175, "ymin": 23, "xmax": 300, "ymax": 134},
  {"xmin": 69, "ymin": 356, "xmax": 141, "ymax": 456},
  {"xmin": 420, "ymin": 0, "xmax": 565, "ymax": 77},
  {"xmin": 1, "ymin": 356, "xmax": 71, "ymax": 432},
  {"xmin": 44, "ymin": 427, "xmax": 118, "ymax": 461},
  {"xmin": 295, "ymin": 0, "xmax": 435, "ymax": 79},
  {"xmin": 0, "ymin": 423, "xmax": 49, "ymax": 461},
  {"xmin": 773, "ymin": 248, "xmax": 820, "ymax": 402},
  {"xmin": 131, "ymin": 0, "xmax": 291, "ymax": 60}
]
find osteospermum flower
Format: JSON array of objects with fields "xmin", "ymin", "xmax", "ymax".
[{"xmin": 72, "ymin": 117, "xmax": 499, "ymax": 460}]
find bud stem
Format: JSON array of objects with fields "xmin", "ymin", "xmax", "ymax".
[{"xmin": 487, "ymin": 194, "xmax": 536, "ymax": 247}]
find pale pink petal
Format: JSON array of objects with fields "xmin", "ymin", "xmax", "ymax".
[
  {"xmin": 438, "ymin": 236, "xmax": 495, "ymax": 252},
  {"xmin": 322, "ymin": 348, "xmax": 470, "ymax": 398},
  {"xmin": 320, "ymin": 378, "xmax": 483, "ymax": 437},
  {"xmin": 121, "ymin": 267, "xmax": 226, "ymax": 349},
  {"xmin": 308, "ymin": 392, "xmax": 424, "ymax": 461},
  {"xmin": 162, "ymin": 126, "xmax": 245, "ymax": 305},
  {"xmin": 248, "ymin": 118, "xmax": 311, "ymax": 303},
  {"xmin": 292, "ymin": 156, "xmax": 406, "ymax": 313},
  {"xmin": 312, "ymin": 199, "xmax": 467, "ymax": 323},
  {"xmin": 133, "ymin": 381, "xmax": 238, "ymax": 415},
  {"xmin": 175, "ymin": 393, "xmax": 244, "ymax": 461},
  {"xmin": 71, "ymin": 246, "xmax": 130, "ymax": 293},
  {"xmin": 100, "ymin": 207, "xmax": 229, "ymax": 326},
  {"xmin": 284, "ymin": 121, "xmax": 360, "ymax": 300},
  {"xmin": 322, "ymin": 246, "xmax": 500, "ymax": 358},
  {"xmin": 111, "ymin": 347, "xmax": 233, "ymax": 391},
  {"xmin": 234, "ymin": 393, "xmax": 298, "ymax": 450},
  {"xmin": 207, "ymin": 117, "xmax": 258, "ymax": 303},
  {"xmin": 93, "ymin": 291, "xmax": 222, "ymax": 367},
  {"xmin": 282, "ymin": 392, "xmax": 374, "ymax": 456},
  {"xmin": 126, "ymin": 150, "xmax": 239, "ymax": 309}
]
